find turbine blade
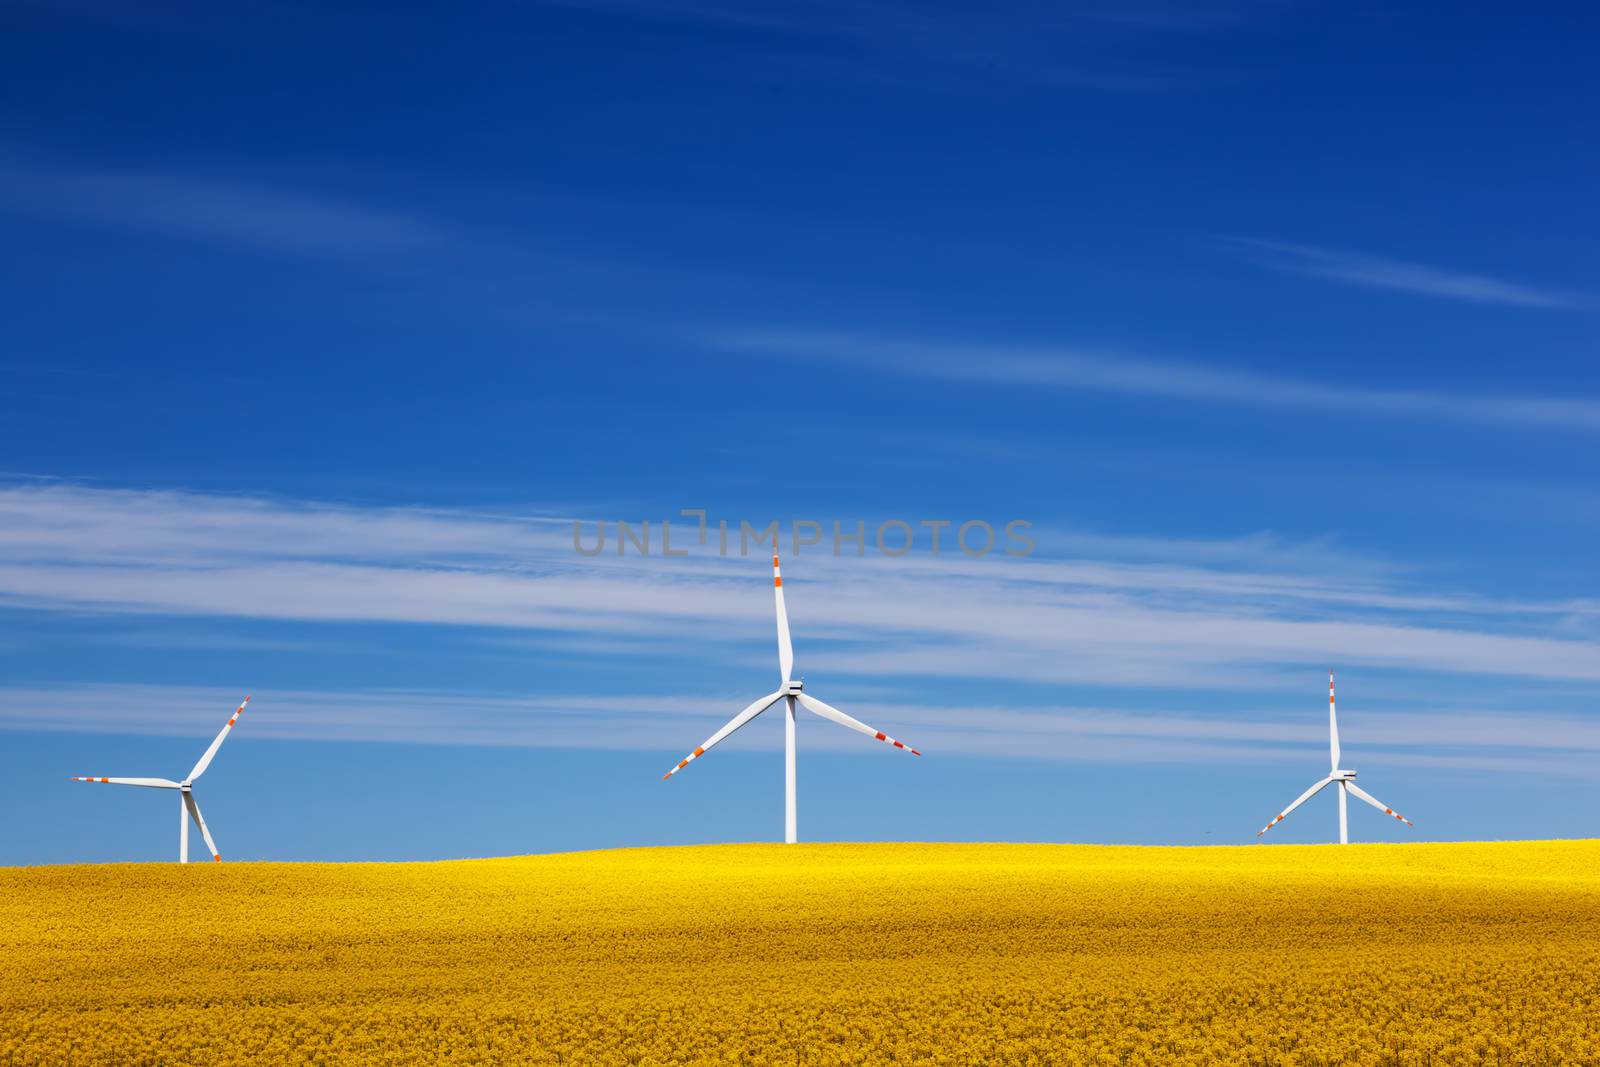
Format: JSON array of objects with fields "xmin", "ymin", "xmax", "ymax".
[
  {"xmin": 183, "ymin": 792, "xmax": 221, "ymax": 861},
  {"xmin": 1256, "ymin": 775, "xmax": 1334, "ymax": 837},
  {"xmin": 71, "ymin": 777, "xmax": 181, "ymax": 789},
  {"xmin": 1328, "ymin": 671, "xmax": 1341, "ymax": 772},
  {"xmin": 662, "ymin": 691, "xmax": 785, "ymax": 779},
  {"xmin": 773, "ymin": 555, "xmax": 794, "ymax": 684},
  {"xmin": 187, "ymin": 696, "xmax": 251, "ymax": 782},
  {"xmin": 796, "ymin": 692, "xmax": 921, "ymax": 756},
  {"xmin": 1345, "ymin": 782, "xmax": 1414, "ymax": 827}
]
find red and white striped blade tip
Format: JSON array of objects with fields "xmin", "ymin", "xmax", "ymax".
[
  {"xmin": 871, "ymin": 730, "xmax": 920, "ymax": 756},
  {"xmin": 663, "ymin": 744, "xmax": 708, "ymax": 779}
]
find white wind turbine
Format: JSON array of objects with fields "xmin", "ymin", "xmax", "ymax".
[
  {"xmin": 663, "ymin": 554, "xmax": 920, "ymax": 843},
  {"xmin": 1256, "ymin": 673, "xmax": 1412, "ymax": 844},
  {"xmin": 72, "ymin": 696, "xmax": 251, "ymax": 862}
]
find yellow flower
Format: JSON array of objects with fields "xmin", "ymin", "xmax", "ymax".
[{"xmin": 2, "ymin": 841, "xmax": 1597, "ymax": 1064}]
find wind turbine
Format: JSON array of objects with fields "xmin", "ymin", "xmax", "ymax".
[
  {"xmin": 1256, "ymin": 673, "xmax": 1412, "ymax": 844},
  {"xmin": 71, "ymin": 696, "xmax": 251, "ymax": 862},
  {"xmin": 663, "ymin": 554, "xmax": 920, "ymax": 843}
]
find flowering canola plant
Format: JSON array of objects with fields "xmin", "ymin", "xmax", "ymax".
[{"xmin": 2, "ymin": 841, "xmax": 1597, "ymax": 1065}]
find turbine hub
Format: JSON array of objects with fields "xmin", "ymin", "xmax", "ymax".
[
  {"xmin": 1331, "ymin": 769, "xmax": 1356, "ymax": 781},
  {"xmin": 783, "ymin": 680, "xmax": 804, "ymax": 694}
]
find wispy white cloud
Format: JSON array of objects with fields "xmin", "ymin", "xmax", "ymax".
[
  {"xmin": 9, "ymin": 683, "xmax": 1598, "ymax": 778},
  {"xmin": 1, "ymin": 482, "xmax": 1598, "ymax": 693},
  {"xmin": 1234, "ymin": 238, "xmax": 1587, "ymax": 309},
  {"xmin": 0, "ymin": 162, "xmax": 445, "ymax": 255},
  {"xmin": 709, "ymin": 328, "xmax": 1600, "ymax": 433}
]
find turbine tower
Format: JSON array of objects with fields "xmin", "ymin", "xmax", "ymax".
[
  {"xmin": 663, "ymin": 555, "xmax": 920, "ymax": 843},
  {"xmin": 72, "ymin": 696, "xmax": 251, "ymax": 862},
  {"xmin": 1257, "ymin": 673, "xmax": 1412, "ymax": 844}
]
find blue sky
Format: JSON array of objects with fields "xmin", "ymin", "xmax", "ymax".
[{"xmin": 2, "ymin": 1, "xmax": 1597, "ymax": 863}]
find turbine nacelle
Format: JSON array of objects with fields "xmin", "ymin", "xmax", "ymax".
[
  {"xmin": 783, "ymin": 679, "xmax": 804, "ymax": 695},
  {"xmin": 1331, "ymin": 769, "xmax": 1357, "ymax": 781}
]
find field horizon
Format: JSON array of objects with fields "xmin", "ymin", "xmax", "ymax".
[
  {"xmin": 9, "ymin": 836, "xmax": 1600, "ymax": 869},
  {"xmin": 5, "ymin": 840, "xmax": 1598, "ymax": 1064}
]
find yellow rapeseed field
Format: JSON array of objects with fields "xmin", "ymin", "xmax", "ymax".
[{"xmin": 2, "ymin": 841, "xmax": 1597, "ymax": 1065}]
